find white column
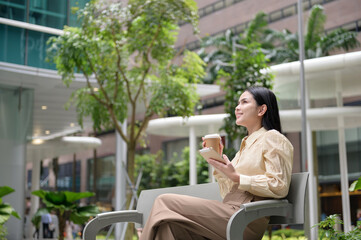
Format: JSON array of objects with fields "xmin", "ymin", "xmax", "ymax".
[
  {"xmin": 336, "ymin": 77, "xmax": 352, "ymax": 232},
  {"xmin": 207, "ymin": 125, "xmax": 216, "ymax": 182},
  {"xmin": 115, "ymin": 120, "xmax": 127, "ymax": 239},
  {"xmin": 189, "ymin": 126, "xmax": 197, "ymax": 185}
]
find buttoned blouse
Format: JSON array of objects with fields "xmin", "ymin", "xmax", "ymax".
[{"xmin": 214, "ymin": 127, "xmax": 294, "ymax": 199}]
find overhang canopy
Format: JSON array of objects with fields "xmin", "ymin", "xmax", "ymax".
[{"xmin": 27, "ymin": 136, "xmax": 102, "ymax": 162}]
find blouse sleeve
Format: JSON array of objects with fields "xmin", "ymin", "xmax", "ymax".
[
  {"xmin": 238, "ymin": 131, "xmax": 294, "ymax": 198},
  {"xmin": 213, "ymin": 151, "xmax": 241, "ymax": 198}
]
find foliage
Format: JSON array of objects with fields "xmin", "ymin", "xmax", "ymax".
[
  {"xmin": 0, "ymin": 225, "xmax": 7, "ymax": 240},
  {"xmin": 135, "ymin": 147, "xmax": 209, "ymax": 193},
  {"xmin": 47, "ymin": 0, "xmax": 204, "ymax": 198},
  {"xmin": 265, "ymin": 5, "xmax": 360, "ymax": 63},
  {"xmin": 0, "ymin": 186, "xmax": 20, "ymax": 240},
  {"xmin": 199, "ymin": 12, "xmax": 270, "ymax": 84},
  {"xmin": 271, "ymin": 229, "xmax": 305, "ymax": 238},
  {"xmin": 221, "ymin": 40, "xmax": 273, "ymax": 150},
  {"xmin": 197, "ymin": 12, "xmax": 273, "ymax": 155},
  {"xmin": 0, "ymin": 186, "xmax": 20, "ymax": 226},
  {"xmin": 32, "ymin": 190, "xmax": 99, "ymax": 240},
  {"xmin": 314, "ymin": 214, "xmax": 361, "ymax": 240},
  {"xmin": 349, "ymin": 176, "xmax": 361, "ymax": 192}
]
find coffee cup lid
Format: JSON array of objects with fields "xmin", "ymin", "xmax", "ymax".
[{"xmin": 204, "ymin": 134, "xmax": 221, "ymax": 139}]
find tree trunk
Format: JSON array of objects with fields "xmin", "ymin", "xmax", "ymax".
[
  {"xmin": 57, "ymin": 211, "xmax": 66, "ymax": 240},
  {"xmin": 53, "ymin": 158, "xmax": 59, "ymax": 191},
  {"xmin": 124, "ymin": 144, "xmax": 136, "ymax": 240}
]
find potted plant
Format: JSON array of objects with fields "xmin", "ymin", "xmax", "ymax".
[
  {"xmin": 0, "ymin": 186, "xmax": 20, "ymax": 240},
  {"xmin": 32, "ymin": 190, "xmax": 99, "ymax": 240}
]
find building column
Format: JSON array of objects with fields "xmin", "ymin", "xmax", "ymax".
[
  {"xmin": 336, "ymin": 75, "xmax": 352, "ymax": 232},
  {"xmin": 189, "ymin": 126, "xmax": 197, "ymax": 185},
  {"xmin": 0, "ymin": 86, "xmax": 33, "ymax": 239}
]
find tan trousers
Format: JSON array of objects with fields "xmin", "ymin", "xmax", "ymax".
[{"xmin": 140, "ymin": 186, "xmax": 269, "ymax": 240}]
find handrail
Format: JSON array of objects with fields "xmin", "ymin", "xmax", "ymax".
[{"xmin": 0, "ymin": 17, "xmax": 63, "ymax": 35}]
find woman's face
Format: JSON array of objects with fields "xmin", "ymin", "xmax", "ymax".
[{"xmin": 235, "ymin": 91, "xmax": 262, "ymax": 128}]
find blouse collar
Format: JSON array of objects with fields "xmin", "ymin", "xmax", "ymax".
[{"xmin": 244, "ymin": 127, "xmax": 267, "ymax": 147}]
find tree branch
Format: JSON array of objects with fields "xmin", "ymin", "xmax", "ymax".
[
  {"xmin": 78, "ymin": 66, "xmax": 108, "ymax": 106},
  {"xmin": 134, "ymin": 113, "xmax": 153, "ymax": 142},
  {"xmin": 84, "ymin": 52, "xmax": 113, "ymax": 107},
  {"xmin": 108, "ymin": 106, "xmax": 129, "ymax": 145}
]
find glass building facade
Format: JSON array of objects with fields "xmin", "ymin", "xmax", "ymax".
[{"xmin": 0, "ymin": 0, "xmax": 88, "ymax": 68}]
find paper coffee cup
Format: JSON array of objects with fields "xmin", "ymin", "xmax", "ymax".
[{"xmin": 204, "ymin": 134, "xmax": 221, "ymax": 154}]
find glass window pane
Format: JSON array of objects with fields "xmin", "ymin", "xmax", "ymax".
[
  {"xmin": 29, "ymin": 0, "xmax": 67, "ymax": 29},
  {"xmin": 26, "ymin": 30, "xmax": 56, "ymax": 69},
  {"xmin": 283, "ymin": 5, "xmax": 296, "ymax": 18},
  {"xmin": 269, "ymin": 10, "xmax": 282, "ymax": 23},
  {"xmin": 0, "ymin": 0, "xmax": 26, "ymax": 21},
  {"xmin": 0, "ymin": 25, "xmax": 25, "ymax": 64},
  {"xmin": 87, "ymin": 155, "xmax": 116, "ymax": 203}
]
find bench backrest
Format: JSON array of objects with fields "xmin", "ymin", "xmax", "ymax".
[
  {"xmin": 136, "ymin": 172, "xmax": 309, "ymax": 228},
  {"xmin": 269, "ymin": 172, "xmax": 309, "ymax": 225},
  {"xmin": 135, "ymin": 182, "xmax": 222, "ymax": 228}
]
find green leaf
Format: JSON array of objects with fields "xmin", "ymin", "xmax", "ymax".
[
  {"xmin": 31, "ymin": 208, "xmax": 49, "ymax": 228},
  {"xmin": 31, "ymin": 190, "xmax": 47, "ymax": 200},
  {"xmin": 0, "ymin": 203, "xmax": 20, "ymax": 225},
  {"xmin": 70, "ymin": 206, "xmax": 99, "ymax": 225},
  {"xmin": 64, "ymin": 191, "xmax": 94, "ymax": 203},
  {"xmin": 45, "ymin": 192, "xmax": 66, "ymax": 205},
  {"xmin": 76, "ymin": 205, "xmax": 99, "ymax": 216},
  {"xmin": 349, "ymin": 176, "xmax": 361, "ymax": 192},
  {"xmin": 0, "ymin": 186, "xmax": 14, "ymax": 198}
]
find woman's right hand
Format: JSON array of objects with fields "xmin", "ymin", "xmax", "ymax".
[{"xmin": 202, "ymin": 137, "xmax": 224, "ymax": 155}]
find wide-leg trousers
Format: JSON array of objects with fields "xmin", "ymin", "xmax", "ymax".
[{"xmin": 139, "ymin": 186, "xmax": 269, "ymax": 240}]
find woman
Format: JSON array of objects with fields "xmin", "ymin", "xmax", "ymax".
[{"xmin": 139, "ymin": 86, "xmax": 293, "ymax": 240}]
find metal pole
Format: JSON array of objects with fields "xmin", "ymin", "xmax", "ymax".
[
  {"xmin": 297, "ymin": 1, "xmax": 318, "ymax": 238},
  {"xmin": 115, "ymin": 120, "xmax": 127, "ymax": 239},
  {"xmin": 298, "ymin": 0, "xmax": 307, "ymax": 173}
]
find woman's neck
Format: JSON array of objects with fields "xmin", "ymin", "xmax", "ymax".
[{"xmin": 247, "ymin": 124, "xmax": 262, "ymax": 136}]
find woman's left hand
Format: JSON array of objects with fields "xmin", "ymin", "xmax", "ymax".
[{"xmin": 207, "ymin": 154, "xmax": 240, "ymax": 183}]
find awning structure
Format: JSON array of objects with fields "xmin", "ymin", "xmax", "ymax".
[
  {"xmin": 146, "ymin": 106, "xmax": 361, "ymax": 136},
  {"xmin": 27, "ymin": 136, "xmax": 102, "ymax": 162}
]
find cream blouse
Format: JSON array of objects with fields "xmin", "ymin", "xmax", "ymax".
[{"xmin": 214, "ymin": 127, "xmax": 294, "ymax": 199}]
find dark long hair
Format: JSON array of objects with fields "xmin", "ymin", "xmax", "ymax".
[{"xmin": 246, "ymin": 86, "xmax": 282, "ymax": 133}]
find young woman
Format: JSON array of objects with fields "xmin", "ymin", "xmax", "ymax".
[{"xmin": 139, "ymin": 86, "xmax": 294, "ymax": 240}]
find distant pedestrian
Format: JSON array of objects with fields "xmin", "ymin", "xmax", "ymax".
[{"xmin": 41, "ymin": 213, "xmax": 52, "ymax": 238}]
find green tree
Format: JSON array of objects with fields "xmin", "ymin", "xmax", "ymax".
[
  {"xmin": 32, "ymin": 190, "xmax": 99, "ymax": 240},
  {"xmin": 266, "ymin": 5, "xmax": 360, "ymax": 63},
  {"xmin": 0, "ymin": 186, "xmax": 20, "ymax": 240},
  {"xmin": 199, "ymin": 13, "xmax": 273, "ymax": 155},
  {"xmin": 47, "ymin": 0, "xmax": 204, "ymax": 191},
  {"xmin": 135, "ymin": 147, "xmax": 210, "ymax": 193},
  {"xmin": 199, "ymin": 12, "xmax": 269, "ymax": 84},
  {"xmin": 222, "ymin": 41, "xmax": 273, "ymax": 157}
]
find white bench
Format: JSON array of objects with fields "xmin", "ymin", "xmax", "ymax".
[{"xmin": 83, "ymin": 172, "xmax": 309, "ymax": 240}]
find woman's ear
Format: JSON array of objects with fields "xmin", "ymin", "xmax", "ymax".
[{"xmin": 258, "ymin": 104, "xmax": 267, "ymax": 116}]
